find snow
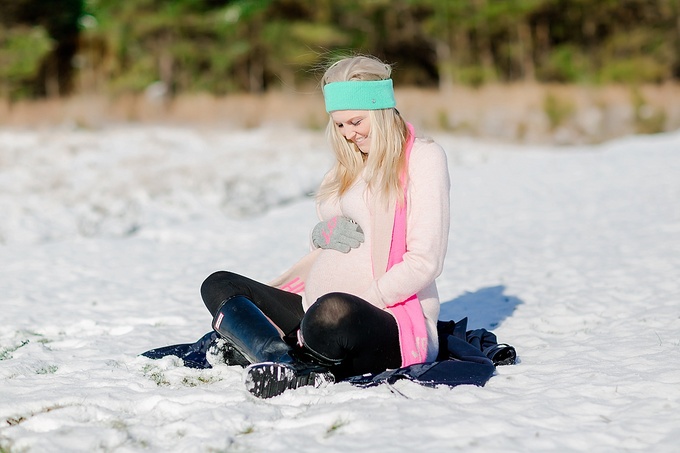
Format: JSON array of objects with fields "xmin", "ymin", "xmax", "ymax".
[{"xmin": 1, "ymin": 123, "xmax": 679, "ymax": 452}]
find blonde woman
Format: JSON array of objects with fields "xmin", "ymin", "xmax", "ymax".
[{"xmin": 201, "ymin": 55, "xmax": 450, "ymax": 398}]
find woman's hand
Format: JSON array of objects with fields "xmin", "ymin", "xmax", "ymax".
[{"xmin": 312, "ymin": 216, "xmax": 364, "ymax": 253}]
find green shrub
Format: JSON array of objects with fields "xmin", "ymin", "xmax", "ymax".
[
  {"xmin": 455, "ymin": 66, "xmax": 497, "ymax": 88},
  {"xmin": 0, "ymin": 26, "xmax": 53, "ymax": 99},
  {"xmin": 598, "ymin": 57, "xmax": 669, "ymax": 84},
  {"xmin": 538, "ymin": 45, "xmax": 591, "ymax": 83},
  {"xmin": 543, "ymin": 92, "xmax": 575, "ymax": 130},
  {"xmin": 631, "ymin": 87, "xmax": 667, "ymax": 134}
]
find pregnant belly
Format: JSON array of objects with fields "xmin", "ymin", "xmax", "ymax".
[{"xmin": 304, "ymin": 246, "xmax": 373, "ymax": 307}]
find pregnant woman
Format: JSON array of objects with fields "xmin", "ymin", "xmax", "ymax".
[{"xmin": 200, "ymin": 54, "xmax": 450, "ymax": 398}]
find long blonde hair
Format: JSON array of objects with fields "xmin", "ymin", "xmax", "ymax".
[{"xmin": 317, "ymin": 56, "xmax": 409, "ymax": 206}]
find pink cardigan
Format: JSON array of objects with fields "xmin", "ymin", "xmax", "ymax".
[{"xmin": 270, "ymin": 126, "xmax": 450, "ymax": 365}]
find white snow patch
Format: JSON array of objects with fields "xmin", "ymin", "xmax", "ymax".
[{"xmin": 1, "ymin": 125, "xmax": 679, "ymax": 452}]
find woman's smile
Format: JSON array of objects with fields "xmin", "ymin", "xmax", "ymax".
[{"xmin": 330, "ymin": 110, "xmax": 372, "ymax": 153}]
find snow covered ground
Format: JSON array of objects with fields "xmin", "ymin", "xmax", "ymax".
[{"xmin": 1, "ymin": 123, "xmax": 679, "ymax": 452}]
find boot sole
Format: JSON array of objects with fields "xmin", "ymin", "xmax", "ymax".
[
  {"xmin": 485, "ymin": 343, "xmax": 517, "ymax": 366},
  {"xmin": 244, "ymin": 362, "xmax": 334, "ymax": 399}
]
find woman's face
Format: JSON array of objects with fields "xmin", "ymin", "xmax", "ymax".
[{"xmin": 330, "ymin": 110, "xmax": 372, "ymax": 154}]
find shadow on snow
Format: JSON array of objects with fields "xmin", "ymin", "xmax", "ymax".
[{"xmin": 439, "ymin": 285, "xmax": 523, "ymax": 330}]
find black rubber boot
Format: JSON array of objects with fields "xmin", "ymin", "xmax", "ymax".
[
  {"xmin": 483, "ymin": 343, "xmax": 517, "ymax": 366},
  {"xmin": 206, "ymin": 335, "xmax": 250, "ymax": 368},
  {"xmin": 212, "ymin": 296, "xmax": 334, "ymax": 398}
]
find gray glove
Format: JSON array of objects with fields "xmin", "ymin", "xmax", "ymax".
[{"xmin": 312, "ymin": 216, "xmax": 364, "ymax": 253}]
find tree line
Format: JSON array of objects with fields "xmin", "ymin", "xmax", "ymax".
[{"xmin": 1, "ymin": 0, "xmax": 679, "ymax": 100}]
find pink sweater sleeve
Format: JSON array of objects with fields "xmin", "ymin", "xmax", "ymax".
[{"xmin": 360, "ymin": 140, "xmax": 450, "ymax": 308}]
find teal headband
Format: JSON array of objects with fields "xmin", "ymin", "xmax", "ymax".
[{"xmin": 323, "ymin": 79, "xmax": 396, "ymax": 112}]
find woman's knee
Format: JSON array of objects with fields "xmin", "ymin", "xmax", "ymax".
[
  {"xmin": 201, "ymin": 270, "xmax": 230, "ymax": 293},
  {"xmin": 304, "ymin": 292, "xmax": 359, "ymax": 329},
  {"xmin": 300, "ymin": 295, "xmax": 351, "ymax": 362},
  {"xmin": 200, "ymin": 270, "xmax": 241, "ymax": 316}
]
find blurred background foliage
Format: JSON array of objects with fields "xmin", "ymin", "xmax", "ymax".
[{"xmin": 0, "ymin": 0, "xmax": 679, "ymax": 100}]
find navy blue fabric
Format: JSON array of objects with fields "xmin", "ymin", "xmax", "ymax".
[
  {"xmin": 345, "ymin": 360, "xmax": 494, "ymax": 388},
  {"xmin": 140, "ymin": 317, "xmax": 501, "ymax": 389},
  {"xmin": 141, "ymin": 331, "xmax": 216, "ymax": 369}
]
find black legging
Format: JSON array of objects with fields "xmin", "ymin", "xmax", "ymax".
[{"xmin": 200, "ymin": 271, "xmax": 402, "ymax": 379}]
